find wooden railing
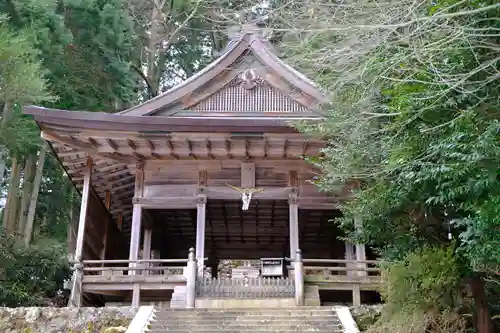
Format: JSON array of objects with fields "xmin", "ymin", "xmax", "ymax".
[
  {"xmin": 81, "ymin": 259, "xmax": 188, "ymax": 276},
  {"xmin": 301, "ymin": 258, "xmax": 382, "ymax": 280},
  {"xmin": 72, "ymin": 248, "xmax": 198, "ymax": 308}
]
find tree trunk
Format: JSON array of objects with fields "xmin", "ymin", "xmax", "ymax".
[
  {"xmin": 146, "ymin": 0, "xmax": 162, "ymax": 98},
  {"xmin": 0, "ymin": 149, "xmax": 6, "ymax": 188},
  {"xmin": 11, "ymin": 190, "xmax": 21, "ymax": 236},
  {"xmin": 0, "ymin": 101, "xmax": 13, "ymax": 130},
  {"xmin": 468, "ymin": 276, "xmax": 494, "ymax": 333},
  {"xmin": 23, "ymin": 144, "xmax": 47, "ymax": 247},
  {"xmin": 0, "ymin": 102, "xmax": 12, "ymax": 189},
  {"xmin": 17, "ymin": 154, "xmax": 37, "ymax": 235},
  {"xmin": 3, "ymin": 156, "xmax": 21, "ymax": 232}
]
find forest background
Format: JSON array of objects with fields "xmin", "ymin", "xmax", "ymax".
[{"xmin": 0, "ymin": 0, "xmax": 498, "ymax": 332}]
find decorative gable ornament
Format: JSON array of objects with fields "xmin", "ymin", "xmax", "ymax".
[{"xmin": 239, "ymin": 69, "xmax": 258, "ymax": 90}]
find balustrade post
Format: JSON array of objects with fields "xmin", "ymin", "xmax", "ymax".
[
  {"xmin": 186, "ymin": 247, "xmax": 197, "ymax": 308},
  {"xmin": 294, "ymin": 249, "xmax": 304, "ymax": 306}
]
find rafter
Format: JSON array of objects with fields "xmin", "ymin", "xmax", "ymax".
[{"xmin": 166, "ymin": 139, "xmax": 179, "ymax": 159}]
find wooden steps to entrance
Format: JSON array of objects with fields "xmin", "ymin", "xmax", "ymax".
[{"xmin": 148, "ymin": 307, "xmax": 344, "ymax": 333}]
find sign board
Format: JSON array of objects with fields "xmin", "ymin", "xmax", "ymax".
[{"xmin": 260, "ymin": 258, "xmax": 284, "ymax": 277}]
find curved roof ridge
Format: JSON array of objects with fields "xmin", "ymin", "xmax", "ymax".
[
  {"xmin": 118, "ymin": 27, "xmax": 326, "ymax": 117},
  {"xmin": 118, "ymin": 38, "xmax": 245, "ymax": 115}
]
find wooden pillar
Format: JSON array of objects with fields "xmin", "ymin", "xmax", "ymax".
[
  {"xmin": 186, "ymin": 248, "xmax": 196, "ymax": 308},
  {"xmin": 195, "ymin": 194, "xmax": 207, "ymax": 277},
  {"xmin": 353, "ymin": 216, "xmax": 366, "ymax": 307},
  {"xmin": 142, "ymin": 228, "xmax": 152, "ymax": 275},
  {"xmin": 345, "ymin": 241, "xmax": 356, "ymax": 276},
  {"xmin": 354, "ymin": 216, "xmax": 367, "ymax": 276},
  {"xmin": 288, "ymin": 193, "xmax": 299, "ymax": 260},
  {"xmin": 69, "ymin": 157, "xmax": 92, "ymax": 307},
  {"xmin": 294, "ymin": 249, "xmax": 304, "ymax": 306},
  {"xmin": 129, "ymin": 164, "xmax": 144, "ymax": 308}
]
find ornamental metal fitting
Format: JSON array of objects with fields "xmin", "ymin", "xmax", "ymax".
[{"xmin": 239, "ymin": 68, "xmax": 258, "ymax": 90}]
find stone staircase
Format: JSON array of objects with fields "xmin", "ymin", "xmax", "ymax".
[
  {"xmin": 305, "ymin": 285, "xmax": 321, "ymax": 306},
  {"xmin": 170, "ymin": 286, "xmax": 187, "ymax": 308},
  {"xmin": 148, "ymin": 307, "xmax": 344, "ymax": 332}
]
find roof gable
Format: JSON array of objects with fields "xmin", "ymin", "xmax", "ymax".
[{"xmin": 120, "ymin": 26, "xmax": 327, "ymax": 118}]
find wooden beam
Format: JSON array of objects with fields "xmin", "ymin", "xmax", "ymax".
[
  {"xmin": 288, "ymin": 170, "xmax": 298, "ymax": 188},
  {"xmin": 132, "ymin": 196, "xmax": 200, "ymax": 209},
  {"xmin": 198, "ymin": 170, "xmax": 207, "ymax": 187},
  {"xmin": 88, "ymin": 137, "xmax": 99, "ymax": 148},
  {"xmin": 117, "ymin": 214, "xmax": 123, "ymax": 231},
  {"xmin": 165, "ymin": 139, "xmax": 179, "ymax": 159},
  {"xmin": 187, "ymin": 140, "xmax": 196, "ymax": 159},
  {"xmin": 225, "ymin": 140, "xmax": 232, "ymax": 159},
  {"xmin": 241, "ymin": 163, "xmax": 255, "ymax": 188},
  {"xmin": 283, "ymin": 139, "xmax": 289, "ymax": 158},
  {"xmin": 205, "ymin": 140, "xmax": 214, "ymax": 159},
  {"xmin": 106, "ymin": 138, "xmax": 118, "ymax": 150},
  {"xmin": 198, "ymin": 186, "xmax": 296, "ymax": 200},
  {"xmin": 105, "ymin": 190, "xmax": 112, "ymax": 210}
]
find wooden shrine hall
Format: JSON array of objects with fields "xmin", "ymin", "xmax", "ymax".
[{"xmin": 24, "ymin": 25, "xmax": 381, "ymax": 309}]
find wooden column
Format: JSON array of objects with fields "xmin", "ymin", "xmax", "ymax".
[
  {"xmin": 195, "ymin": 194, "xmax": 207, "ymax": 277},
  {"xmin": 345, "ymin": 241, "xmax": 356, "ymax": 276},
  {"xmin": 294, "ymin": 249, "xmax": 305, "ymax": 306},
  {"xmin": 354, "ymin": 216, "xmax": 367, "ymax": 276},
  {"xmin": 288, "ymin": 193, "xmax": 299, "ymax": 260},
  {"xmin": 69, "ymin": 157, "xmax": 92, "ymax": 307},
  {"xmin": 353, "ymin": 216, "xmax": 366, "ymax": 307},
  {"xmin": 129, "ymin": 164, "xmax": 144, "ymax": 308},
  {"xmin": 142, "ymin": 228, "xmax": 152, "ymax": 275},
  {"xmin": 186, "ymin": 248, "xmax": 196, "ymax": 308}
]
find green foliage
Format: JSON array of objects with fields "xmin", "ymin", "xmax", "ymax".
[
  {"xmin": 0, "ymin": 17, "xmax": 54, "ymax": 104},
  {"xmin": 368, "ymin": 310, "xmax": 467, "ymax": 333},
  {"xmin": 285, "ymin": 0, "xmax": 500, "ymax": 330},
  {"xmin": 380, "ymin": 247, "xmax": 463, "ymax": 314},
  {"xmin": 291, "ymin": 0, "xmax": 500, "ymax": 271},
  {"xmin": 0, "ymin": 230, "xmax": 71, "ymax": 306},
  {"xmin": 1, "ymin": 0, "xmax": 140, "ymax": 113},
  {"xmin": 355, "ymin": 311, "xmax": 381, "ymax": 331}
]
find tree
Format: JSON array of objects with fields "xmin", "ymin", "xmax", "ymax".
[
  {"xmin": 0, "ymin": 17, "xmax": 55, "ymax": 235},
  {"xmin": 284, "ymin": 1, "xmax": 499, "ymax": 332},
  {"xmin": 0, "ymin": 0, "xmax": 141, "ymax": 247},
  {"xmin": 0, "ymin": 230, "xmax": 71, "ymax": 307},
  {"xmin": 128, "ymin": 0, "xmax": 215, "ymax": 100}
]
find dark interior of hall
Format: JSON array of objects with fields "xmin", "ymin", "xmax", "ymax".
[{"xmin": 146, "ymin": 199, "xmax": 347, "ymax": 261}]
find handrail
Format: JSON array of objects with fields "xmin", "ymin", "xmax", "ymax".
[
  {"xmin": 303, "ymin": 266, "xmax": 381, "ymax": 272},
  {"xmin": 81, "ymin": 259, "xmax": 188, "ymax": 264},
  {"xmin": 83, "ymin": 266, "xmax": 185, "ymax": 272},
  {"xmin": 302, "ymin": 259, "xmax": 381, "ymax": 264}
]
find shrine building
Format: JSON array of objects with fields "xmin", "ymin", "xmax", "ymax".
[{"xmin": 24, "ymin": 25, "xmax": 381, "ymax": 309}]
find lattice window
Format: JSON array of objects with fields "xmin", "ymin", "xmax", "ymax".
[{"xmin": 190, "ymin": 77, "xmax": 310, "ymax": 113}]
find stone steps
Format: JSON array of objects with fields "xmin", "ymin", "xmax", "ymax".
[
  {"xmin": 304, "ymin": 285, "xmax": 321, "ymax": 306},
  {"xmin": 170, "ymin": 286, "xmax": 187, "ymax": 308},
  {"xmin": 149, "ymin": 307, "xmax": 343, "ymax": 333}
]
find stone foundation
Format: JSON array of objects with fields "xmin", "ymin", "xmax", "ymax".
[{"xmin": 0, "ymin": 307, "xmax": 135, "ymax": 333}]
